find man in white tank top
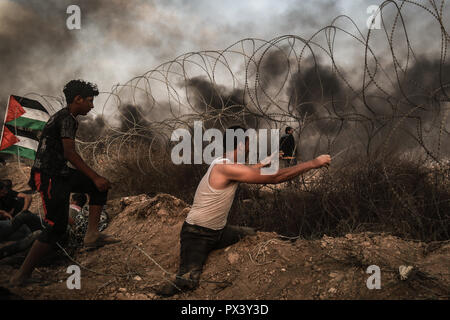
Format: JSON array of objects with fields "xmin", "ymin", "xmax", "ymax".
[{"xmin": 157, "ymin": 126, "xmax": 331, "ymax": 297}]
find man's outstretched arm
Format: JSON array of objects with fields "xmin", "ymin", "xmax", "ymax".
[
  {"xmin": 249, "ymin": 151, "xmax": 281, "ymax": 169},
  {"xmin": 62, "ymin": 138, "xmax": 111, "ymax": 192},
  {"xmin": 220, "ymin": 155, "xmax": 331, "ymax": 185}
]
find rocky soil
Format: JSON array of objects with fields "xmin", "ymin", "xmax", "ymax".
[{"xmin": 0, "ymin": 162, "xmax": 449, "ymax": 300}]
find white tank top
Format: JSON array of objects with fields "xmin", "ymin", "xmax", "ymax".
[{"xmin": 185, "ymin": 157, "xmax": 239, "ymax": 230}]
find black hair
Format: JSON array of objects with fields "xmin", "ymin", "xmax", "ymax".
[
  {"xmin": 285, "ymin": 127, "xmax": 293, "ymax": 134},
  {"xmin": 223, "ymin": 125, "xmax": 248, "ymax": 152},
  {"xmin": 0, "ymin": 181, "xmax": 4, "ymax": 190},
  {"xmin": 72, "ymin": 193, "xmax": 88, "ymax": 207},
  {"xmin": 63, "ymin": 80, "xmax": 99, "ymax": 104}
]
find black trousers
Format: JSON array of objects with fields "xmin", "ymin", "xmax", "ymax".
[
  {"xmin": 11, "ymin": 210, "xmax": 43, "ymax": 234},
  {"xmin": 176, "ymin": 221, "xmax": 255, "ymax": 289},
  {"xmin": 0, "ymin": 211, "xmax": 45, "ymax": 259},
  {"xmin": 0, "ymin": 211, "xmax": 43, "ymax": 242},
  {"xmin": 0, "ymin": 230, "xmax": 41, "ymax": 260},
  {"xmin": 32, "ymin": 169, "xmax": 108, "ymax": 244}
]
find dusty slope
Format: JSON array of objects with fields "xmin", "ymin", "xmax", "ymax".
[{"xmin": 0, "ymin": 162, "xmax": 449, "ymax": 300}]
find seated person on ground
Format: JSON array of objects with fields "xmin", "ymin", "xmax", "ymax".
[
  {"xmin": 0, "ymin": 210, "xmax": 46, "ymax": 259},
  {"xmin": 0, "ymin": 181, "xmax": 32, "ymax": 220},
  {"xmin": 68, "ymin": 193, "xmax": 88, "ymax": 227},
  {"xmin": 67, "ymin": 193, "xmax": 109, "ymax": 247}
]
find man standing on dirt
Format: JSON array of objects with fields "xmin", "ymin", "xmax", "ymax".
[
  {"xmin": 10, "ymin": 80, "xmax": 119, "ymax": 286},
  {"xmin": 280, "ymin": 126, "xmax": 297, "ymax": 167},
  {"xmin": 157, "ymin": 126, "xmax": 331, "ymax": 296}
]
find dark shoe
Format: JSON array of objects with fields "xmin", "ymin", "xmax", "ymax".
[
  {"xmin": 238, "ymin": 226, "xmax": 256, "ymax": 236},
  {"xmin": 155, "ymin": 273, "xmax": 199, "ymax": 297},
  {"xmin": 155, "ymin": 282, "xmax": 182, "ymax": 297}
]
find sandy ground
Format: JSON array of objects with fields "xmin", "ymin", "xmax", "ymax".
[{"xmin": 0, "ymin": 162, "xmax": 449, "ymax": 300}]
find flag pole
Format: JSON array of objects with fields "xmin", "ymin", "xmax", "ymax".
[
  {"xmin": 12, "ymin": 99, "xmax": 22, "ymax": 165},
  {"xmin": 0, "ymin": 96, "xmax": 11, "ymax": 154}
]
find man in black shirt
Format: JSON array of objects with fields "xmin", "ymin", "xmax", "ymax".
[
  {"xmin": 279, "ymin": 127, "xmax": 297, "ymax": 167},
  {"xmin": 10, "ymin": 80, "xmax": 119, "ymax": 286}
]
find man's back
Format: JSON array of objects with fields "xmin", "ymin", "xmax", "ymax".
[
  {"xmin": 280, "ymin": 133, "xmax": 295, "ymax": 157},
  {"xmin": 32, "ymin": 107, "xmax": 78, "ymax": 177}
]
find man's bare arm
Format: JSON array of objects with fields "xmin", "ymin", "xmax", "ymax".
[
  {"xmin": 17, "ymin": 193, "xmax": 32, "ymax": 211},
  {"xmin": 220, "ymin": 155, "xmax": 331, "ymax": 185},
  {"xmin": 0, "ymin": 209, "xmax": 13, "ymax": 220},
  {"xmin": 250, "ymin": 152, "xmax": 281, "ymax": 169},
  {"xmin": 62, "ymin": 138, "xmax": 111, "ymax": 192},
  {"xmin": 250, "ymin": 162, "xmax": 268, "ymax": 169}
]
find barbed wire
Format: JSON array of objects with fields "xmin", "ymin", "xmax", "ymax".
[
  {"xmin": 8, "ymin": 1, "xmax": 445, "ymax": 173},
  {"xmin": 67, "ymin": 0, "xmax": 449, "ymax": 173},
  {"xmin": 2, "ymin": 0, "xmax": 448, "ymax": 300},
  {"xmin": 12, "ymin": 0, "xmax": 449, "ymax": 241}
]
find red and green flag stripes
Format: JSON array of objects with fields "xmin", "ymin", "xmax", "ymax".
[{"xmin": 0, "ymin": 95, "xmax": 50, "ymax": 160}]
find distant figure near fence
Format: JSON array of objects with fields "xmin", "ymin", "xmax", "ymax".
[{"xmin": 280, "ymin": 127, "xmax": 297, "ymax": 168}]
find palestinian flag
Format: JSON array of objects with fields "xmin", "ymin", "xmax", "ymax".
[{"xmin": 0, "ymin": 95, "xmax": 50, "ymax": 160}]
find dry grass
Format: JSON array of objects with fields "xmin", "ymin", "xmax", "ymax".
[
  {"xmin": 230, "ymin": 158, "xmax": 450, "ymax": 242},
  {"xmin": 80, "ymin": 139, "xmax": 449, "ymax": 242}
]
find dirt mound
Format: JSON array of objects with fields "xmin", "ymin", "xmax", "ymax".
[
  {"xmin": 117, "ymin": 193, "xmax": 190, "ymax": 221},
  {"xmin": 0, "ymin": 162, "xmax": 32, "ymax": 192},
  {"xmin": 1, "ymin": 192, "xmax": 448, "ymax": 300}
]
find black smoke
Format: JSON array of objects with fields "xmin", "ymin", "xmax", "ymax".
[
  {"xmin": 185, "ymin": 77, "xmax": 257, "ymax": 129},
  {"xmin": 78, "ymin": 114, "xmax": 106, "ymax": 142},
  {"xmin": 258, "ymin": 48, "xmax": 290, "ymax": 90},
  {"xmin": 118, "ymin": 104, "xmax": 151, "ymax": 132},
  {"xmin": 287, "ymin": 60, "xmax": 344, "ymax": 134}
]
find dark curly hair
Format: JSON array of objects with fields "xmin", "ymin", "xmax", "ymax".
[{"xmin": 63, "ymin": 80, "xmax": 99, "ymax": 104}]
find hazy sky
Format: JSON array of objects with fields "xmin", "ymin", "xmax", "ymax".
[
  {"xmin": 0, "ymin": 1, "xmax": 381, "ymax": 96},
  {"xmin": 1, "ymin": 0, "xmax": 448, "ymax": 160},
  {"xmin": 0, "ymin": 0, "xmax": 447, "ymax": 114}
]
